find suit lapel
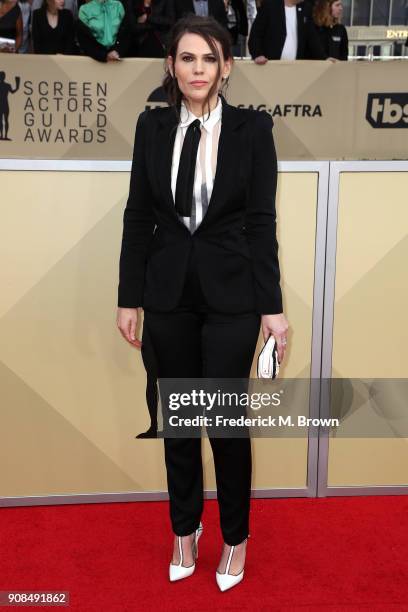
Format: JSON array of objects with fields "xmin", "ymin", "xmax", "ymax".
[
  {"xmin": 156, "ymin": 95, "xmax": 247, "ymax": 231},
  {"xmin": 197, "ymin": 96, "xmax": 246, "ymax": 231},
  {"xmin": 279, "ymin": 0, "xmax": 286, "ymax": 40},
  {"xmin": 297, "ymin": 3, "xmax": 305, "ymax": 57},
  {"xmin": 156, "ymin": 105, "xmax": 181, "ymax": 227}
]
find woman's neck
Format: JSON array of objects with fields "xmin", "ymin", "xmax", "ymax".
[
  {"xmin": 47, "ymin": 6, "xmax": 58, "ymax": 14},
  {"xmin": 184, "ymin": 94, "xmax": 219, "ymax": 119}
]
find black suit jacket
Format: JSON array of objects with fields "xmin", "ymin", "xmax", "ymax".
[
  {"xmin": 228, "ymin": 0, "xmax": 249, "ymax": 42},
  {"xmin": 124, "ymin": 0, "xmax": 175, "ymax": 50},
  {"xmin": 118, "ymin": 95, "xmax": 283, "ymax": 315},
  {"xmin": 248, "ymin": 0, "xmax": 327, "ymax": 60},
  {"xmin": 174, "ymin": 0, "xmax": 228, "ymax": 28}
]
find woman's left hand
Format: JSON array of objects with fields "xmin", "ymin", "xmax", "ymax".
[{"xmin": 261, "ymin": 313, "xmax": 289, "ymax": 364}]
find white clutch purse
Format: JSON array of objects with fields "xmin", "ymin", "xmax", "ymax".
[{"xmin": 257, "ymin": 335, "xmax": 280, "ymax": 379}]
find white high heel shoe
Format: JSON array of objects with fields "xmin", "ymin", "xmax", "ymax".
[
  {"xmin": 215, "ymin": 537, "xmax": 248, "ymax": 592},
  {"xmin": 169, "ymin": 522, "xmax": 203, "ymax": 582}
]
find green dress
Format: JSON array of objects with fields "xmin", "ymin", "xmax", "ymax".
[{"xmin": 79, "ymin": 0, "xmax": 125, "ymax": 48}]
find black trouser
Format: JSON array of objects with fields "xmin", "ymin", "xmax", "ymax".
[{"xmin": 142, "ymin": 246, "xmax": 260, "ymax": 546}]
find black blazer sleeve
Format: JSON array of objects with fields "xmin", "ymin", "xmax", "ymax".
[
  {"xmin": 304, "ymin": 20, "xmax": 327, "ymax": 59},
  {"xmin": 31, "ymin": 10, "xmax": 42, "ymax": 54},
  {"xmin": 61, "ymin": 10, "xmax": 76, "ymax": 54},
  {"xmin": 118, "ymin": 111, "xmax": 156, "ymax": 308},
  {"xmin": 245, "ymin": 111, "xmax": 283, "ymax": 315},
  {"xmin": 126, "ymin": 0, "xmax": 175, "ymax": 49},
  {"xmin": 231, "ymin": 0, "xmax": 248, "ymax": 37},
  {"xmin": 339, "ymin": 24, "xmax": 349, "ymax": 61},
  {"xmin": 77, "ymin": 19, "xmax": 109, "ymax": 61},
  {"xmin": 213, "ymin": 0, "xmax": 228, "ymax": 29},
  {"xmin": 77, "ymin": 17, "xmax": 130, "ymax": 60},
  {"xmin": 247, "ymin": 0, "xmax": 268, "ymax": 59}
]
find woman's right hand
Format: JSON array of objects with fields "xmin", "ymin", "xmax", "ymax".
[
  {"xmin": 117, "ymin": 307, "xmax": 142, "ymax": 348},
  {"xmin": 254, "ymin": 55, "xmax": 268, "ymax": 65}
]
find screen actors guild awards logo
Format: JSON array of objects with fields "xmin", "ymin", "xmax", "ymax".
[{"xmin": 0, "ymin": 72, "xmax": 20, "ymax": 141}]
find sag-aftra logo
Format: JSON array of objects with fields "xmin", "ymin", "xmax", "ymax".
[{"xmin": 366, "ymin": 93, "xmax": 408, "ymax": 128}]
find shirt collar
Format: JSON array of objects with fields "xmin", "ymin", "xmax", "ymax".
[{"xmin": 179, "ymin": 95, "xmax": 222, "ymax": 133}]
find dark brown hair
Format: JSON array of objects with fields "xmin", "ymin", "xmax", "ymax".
[
  {"xmin": 162, "ymin": 15, "xmax": 233, "ymax": 123},
  {"xmin": 40, "ymin": 0, "xmax": 58, "ymax": 10},
  {"xmin": 313, "ymin": 0, "xmax": 342, "ymax": 27}
]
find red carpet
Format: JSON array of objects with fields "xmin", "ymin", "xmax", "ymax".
[{"xmin": 1, "ymin": 496, "xmax": 408, "ymax": 611}]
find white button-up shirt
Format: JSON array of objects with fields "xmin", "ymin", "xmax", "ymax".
[
  {"xmin": 171, "ymin": 95, "xmax": 222, "ymax": 233},
  {"xmin": 281, "ymin": 5, "xmax": 298, "ymax": 60}
]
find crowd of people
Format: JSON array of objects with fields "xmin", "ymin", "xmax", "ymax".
[{"xmin": 0, "ymin": 0, "xmax": 348, "ymax": 62}]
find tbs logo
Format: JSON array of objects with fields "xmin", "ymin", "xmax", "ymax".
[{"xmin": 366, "ymin": 93, "xmax": 408, "ymax": 128}]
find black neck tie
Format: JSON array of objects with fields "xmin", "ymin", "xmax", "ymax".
[{"xmin": 175, "ymin": 118, "xmax": 202, "ymax": 217}]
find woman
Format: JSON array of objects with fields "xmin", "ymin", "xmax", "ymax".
[
  {"xmin": 124, "ymin": 0, "xmax": 174, "ymax": 58},
  {"xmin": 77, "ymin": 0, "xmax": 127, "ymax": 62},
  {"xmin": 313, "ymin": 0, "xmax": 348, "ymax": 61},
  {"xmin": 32, "ymin": 0, "xmax": 76, "ymax": 54},
  {"xmin": 117, "ymin": 15, "xmax": 289, "ymax": 592},
  {"xmin": 0, "ymin": 0, "xmax": 23, "ymax": 52}
]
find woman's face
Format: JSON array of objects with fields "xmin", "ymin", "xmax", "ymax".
[
  {"xmin": 167, "ymin": 33, "xmax": 231, "ymax": 106},
  {"xmin": 331, "ymin": 1, "xmax": 343, "ymax": 20},
  {"xmin": 48, "ymin": 0, "xmax": 65, "ymax": 9}
]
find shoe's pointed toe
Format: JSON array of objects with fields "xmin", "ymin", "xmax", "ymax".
[
  {"xmin": 216, "ymin": 569, "xmax": 244, "ymax": 592},
  {"xmin": 215, "ymin": 537, "xmax": 248, "ymax": 591},
  {"xmin": 169, "ymin": 561, "xmax": 196, "ymax": 582}
]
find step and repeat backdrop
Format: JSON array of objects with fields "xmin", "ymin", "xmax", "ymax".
[
  {"xmin": 328, "ymin": 169, "xmax": 408, "ymax": 490},
  {"xmin": 0, "ymin": 55, "xmax": 407, "ymax": 161},
  {"xmin": 0, "ymin": 57, "xmax": 407, "ymax": 502},
  {"xmin": 0, "ymin": 167, "xmax": 318, "ymax": 499}
]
